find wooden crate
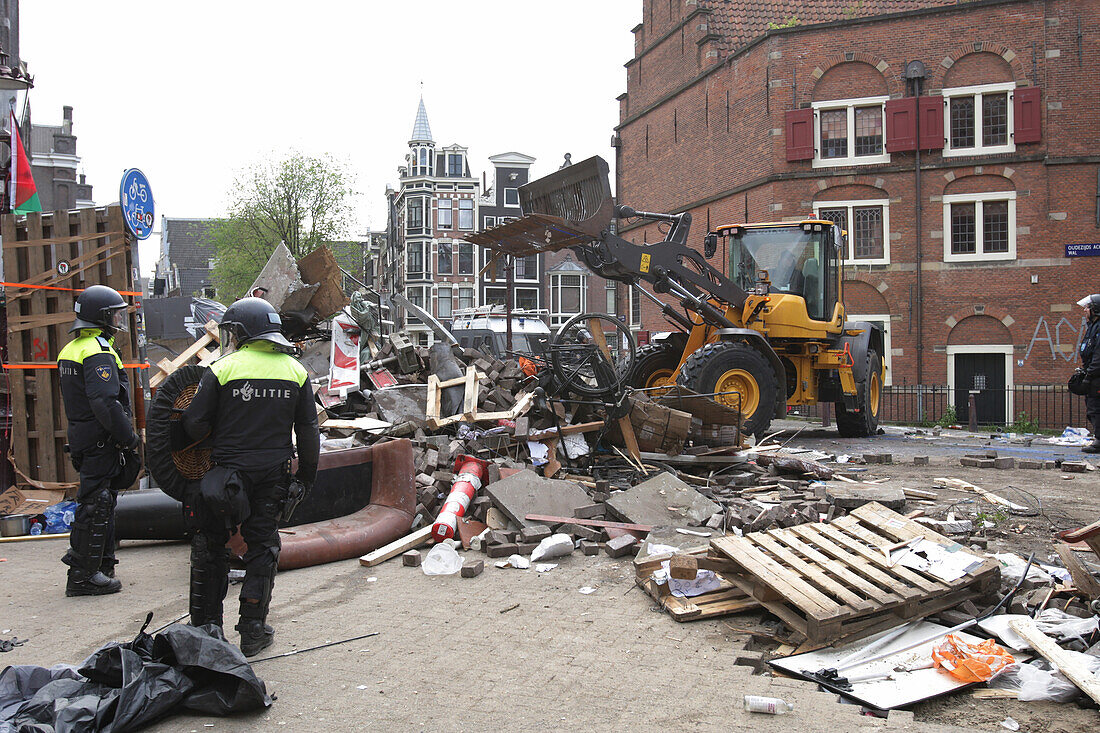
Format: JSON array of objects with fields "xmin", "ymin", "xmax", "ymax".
[
  {"xmin": 634, "ymin": 547, "xmax": 758, "ymax": 622},
  {"xmin": 708, "ymin": 502, "xmax": 1000, "ymax": 645},
  {"xmin": 2, "ymin": 206, "xmax": 141, "ymax": 489}
]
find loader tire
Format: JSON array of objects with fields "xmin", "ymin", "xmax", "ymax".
[
  {"xmin": 836, "ymin": 349, "xmax": 883, "ymax": 438},
  {"xmin": 629, "ymin": 342, "xmax": 682, "ymax": 394},
  {"xmin": 677, "ymin": 341, "xmax": 778, "ymax": 438}
]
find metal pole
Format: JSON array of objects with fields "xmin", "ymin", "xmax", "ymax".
[{"xmin": 506, "ymin": 254, "xmax": 514, "ymax": 351}]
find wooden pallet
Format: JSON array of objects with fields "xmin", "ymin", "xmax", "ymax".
[
  {"xmin": 708, "ymin": 502, "xmax": 1000, "ymax": 644},
  {"xmin": 634, "ymin": 547, "xmax": 758, "ymax": 622},
  {"xmin": 425, "ymin": 366, "xmax": 534, "ymax": 429},
  {"xmin": 2, "ymin": 206, "xmax": 141, "ymax": 489},
  {"xmin": 149, "ymin": 319, "xmax": 221, "ymax": 389}
]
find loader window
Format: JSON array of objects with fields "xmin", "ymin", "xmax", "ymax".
[{"xmin": 728, "ymin": 227, "xmax": 835, "ymax": 321}]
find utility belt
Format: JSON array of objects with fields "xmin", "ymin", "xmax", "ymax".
[{"xmin": 65, "ymin": 440, "xmax": 140, "ymax": 488}]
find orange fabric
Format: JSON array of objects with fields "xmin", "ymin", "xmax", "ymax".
[
  {"xmin": 932, "ymin": 635, "xmax": 1015, "ymax": 683},
  {"xmin": 518, "ymin": 357, "xmax": 539, "ymax": 377}
]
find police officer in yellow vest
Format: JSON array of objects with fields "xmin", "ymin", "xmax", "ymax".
[
  {"xmin": 181, "ymin": 297, "xmax": 319, "ymax": 656},
  {"xmin": 57, "ymin": 285, "xmax": 141, "ymax": 596}
]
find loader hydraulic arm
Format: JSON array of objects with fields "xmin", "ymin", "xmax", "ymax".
[{"xmin": 574, "ymin": 205, "xmax": 749, "ymax": 330}]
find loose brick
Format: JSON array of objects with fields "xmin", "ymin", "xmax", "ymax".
[
  {"xmin": 486, "ymin": 543, "xmax": 519, "ymax": 558},
  {"xmin": 913, "ymin": 456, "xmax": 929, "ymax": 466},
  {"xmin": 520, "ymin": 525, "xmax": 552, "ymax": 543},
  {"xmin": 993, "ymin": 457, "xmax": 1015, "ymax": 469},
  {"xmin": 960, "ymin": 457, "xmax": 995, "ymax": 468},
  {"xmin": 573, "ymin": 504, "xmax": 606, "ymax": 519},
  {"xmin": 605, "ymin": 534, "xmax": 638, "ymax": 558},
  {"xmin": 402, "ymin": 550, "xmax": 422, "ymax": 567},
  {"xmin": 669, "ymin": 555, "xmax": 698, "ymax": 579},
  {"xmin": 460, "ymin": 559, "xmax": 484, "ymax": 578},
  {"xmin": 580, "ymin": 540, "xmax": 601, "ymax": 556},
  {"xmin": 1061, "ymin": 461, "xmax": 1088, "ymax": 473},
  {"xmin": 516, "ymin": 542, "xmax": 539, "ymax": 555}
]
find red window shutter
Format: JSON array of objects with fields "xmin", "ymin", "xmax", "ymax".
[
  {"xmin": 1014, "ymin": 86, "xmax": 1041, "ymax": 144},
  {"xmin": 885, "ymin": 98, "xmax": 917, "ymax": 152},
  {"xmin": 785, "ymin": 108, "xmax": 814, "ymax": 161},
  {"xmin": 918, "ymin": 95, "xmax": 945, "ymax": 150}
]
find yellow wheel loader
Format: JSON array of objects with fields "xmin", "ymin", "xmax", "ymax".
[{"xmin": 465, "ymin": 156, "xmax": 884, "ymax": 439}]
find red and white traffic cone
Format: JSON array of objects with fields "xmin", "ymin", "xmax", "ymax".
[{"xmin": 431, "ymin": 455, "xmax": 490, "ymax": 543}]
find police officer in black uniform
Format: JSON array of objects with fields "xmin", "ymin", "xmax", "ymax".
[
  {"xmin": 1078, "ymin": 294, "xmax": 1100, "ymax": 454},
  {"xmin": 181, "ymin": 297, "xmax": 319, "ymax": 656},
  {"xmin": 57, "ymin": 285, "xmax": 141, "ymax": 596}
]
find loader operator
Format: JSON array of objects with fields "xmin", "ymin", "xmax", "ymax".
[
  {"xmin": 180, "ymin": 297, "xmax": 319, "ymax": 656},
  {"xmin": 1078, "ymin": 294, "xmax": 1100, "ymax": 454},
  {"xmin": 58, "ymin": 285, "xmax": 141, "ymax": 596}
]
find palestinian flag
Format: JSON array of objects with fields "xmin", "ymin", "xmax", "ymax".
[{"xmin": 9, "ymin": 109, "xmax": 40, "ymax": 214}]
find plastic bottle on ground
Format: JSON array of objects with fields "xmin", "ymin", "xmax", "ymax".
[{"xmin": 742, "ymin": 695, "xmax": 794, "ymax": 714}]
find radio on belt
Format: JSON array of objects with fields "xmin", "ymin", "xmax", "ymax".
[{"xmin": 431, "ymin": 455, "xmax": 490, "ymax": 542}]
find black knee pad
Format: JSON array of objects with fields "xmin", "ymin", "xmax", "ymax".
[{"xmin": 90, "ymin": 489, "xmax": 117, "ymax": 524}]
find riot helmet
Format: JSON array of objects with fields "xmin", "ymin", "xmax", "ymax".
[
  {"xmin": 71, "ymin": 285, "xmax": 129, "ymax": 334},
  {"xmin": 219, "ymin": 297, "xmax": 296, "ymax": 354},
  {"xmin": 1077, "ymin": 294, "xmax": 1100, "ymax": 320}
]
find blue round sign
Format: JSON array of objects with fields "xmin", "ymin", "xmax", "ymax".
[{"xmin": 120, "ymin": 168, "xmax": 154, "ymax": 240}]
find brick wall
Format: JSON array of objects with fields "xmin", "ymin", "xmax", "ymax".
[{"xmin": 616, "ymin": 0, "xmax": 1100, "ymax": 392}]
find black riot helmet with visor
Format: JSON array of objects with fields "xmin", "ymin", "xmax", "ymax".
[
  {"xmin": 70, "ymin": 285, "xmax": 129, "ymax": 334},
  {"xmin": 218, "ymin": 297, "xmax": 297, "ymax": 355}
]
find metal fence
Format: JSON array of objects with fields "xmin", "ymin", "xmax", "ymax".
[{"xmin": 789, "ymin": 384, "xmax": 1087, "ymax": 431}]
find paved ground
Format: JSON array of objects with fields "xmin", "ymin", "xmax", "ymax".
[{"xmin": 2, "ymin": 420, "xmax": 1098, "ymax": 731}]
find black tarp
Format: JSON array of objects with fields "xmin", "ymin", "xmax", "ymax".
[{"xmin": 0, "ymin": 619, "xmax": 270, "ymax": 733}]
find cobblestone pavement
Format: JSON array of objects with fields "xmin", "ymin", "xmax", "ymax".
[{"xmin": 3, "ymin": 537, "xmax": 977, "ymax": 732}]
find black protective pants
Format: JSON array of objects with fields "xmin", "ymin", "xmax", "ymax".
[
  {"xmin": 63, "ymin": 446, "xmax": 122, "ymax": 575},
  {"xmin": 1087, "ymin": 393, "xmax": 1100, "ymax": 440},
  {"xmin": 188, "ymin": 463, "xmax": 289, "ymax": 629}
]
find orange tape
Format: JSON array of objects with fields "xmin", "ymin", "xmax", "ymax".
[
  {"xmin": 1, "ymin": 281, "xmax": 141, "ymax": 297},
  {"xmin": 3, "ymin": 363, "xmax": 149, "ymax": 369}
]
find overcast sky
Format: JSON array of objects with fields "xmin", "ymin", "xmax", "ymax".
[{"xmin": 20, "ymin": 1, "xmax": 637, "ymax": 275}]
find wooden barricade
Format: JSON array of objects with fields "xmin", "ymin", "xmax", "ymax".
[{"xmin": 2, "ymin": 206, "xmax": 142, "ymax": 490}]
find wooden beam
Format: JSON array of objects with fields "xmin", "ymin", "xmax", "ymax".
[
  {"xmin": 358, "ymin": 526, "xmax": 433, "ymax": 567},
  {"xmin": 1010, "ymin": 617, "xmax": 1100, "ymax": 706},
  {"xmin": 525, "ymin": 513, "xmax": 652, "ymax": 532}
]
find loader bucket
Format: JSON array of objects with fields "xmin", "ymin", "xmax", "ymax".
[{"xmin": 464, "ymin": 155, "xmax": 615, "ymax": 257}]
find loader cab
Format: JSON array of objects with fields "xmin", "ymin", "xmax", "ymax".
[{"xmin": 720, "ymin": 221, "xmax": 842, "ymax": 323}]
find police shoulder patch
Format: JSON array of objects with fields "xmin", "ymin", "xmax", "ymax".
[{"xmin": 95, "ymin": 364, "xmax": 113, "ymax": 381}]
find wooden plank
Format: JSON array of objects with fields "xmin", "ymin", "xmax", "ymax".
[
  {"xmin": 808, "ymin": 522, "xmax": 945, "ymax": 595},
  {"xmin": 788, "ymin": 523, "xmax": 926, "ymax": 601},
  {"xmin": 526, "ymin": 420, "xmax": 604, "ymax": 442},
  {"xmin": 462, "ymin": 365, "xmax": 477, "ymax": 418},
  {"xmin": 711, "ymin": 536, "xmax": 843, "ymax": 619},
  {"xmin": 425, "ymin": 374, "xmax": 441, "ymax": 422},
  {"xmin": 1010, "ymin": 617, "xmax": 1100, "ymax": 706},
  {"xmin": 358, "ymin": 526, "xmax": 434, "ymax": 567},
  {"xmin": 1055, "ymin": 543, "xmax": 1100, "ymax": 600},
  {"xmin": 766, "ymin": 528, "xmax": 902, "ymax": 604},
  {"xmin": 25, "ymin": 212, "xmax": 59, "ymax": 482},
  {"xmin": 848, "ymin": 502, "xmax": 945, "ymax": 543},
  {"xmin": 751, "ymin": 532, "xmax": 873, "ymax": 611}
]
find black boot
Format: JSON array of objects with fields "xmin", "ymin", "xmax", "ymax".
[
  {"xmin": 235, "ymin": 619, "xmax": 274, "ymax": 657},
  {"xmin": 66, "ymin": 567, "xmax": 122, "ymax": 596}
]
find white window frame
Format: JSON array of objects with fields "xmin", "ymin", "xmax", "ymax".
[
  {"xmin": 405, "ymin": 285, "xmax": 429, "ymax": 325},
  {"xmin": 457, "ymin": 242, "xmax": 475, "ymax": 275},
  {"xmin": 846, "ymin": 314, "xmax": 893, "ymax": 386},
  {"xmin": 811, "ymin": 95, "xmax": 890, "ymax": 169},
  {"xmin": 942, "ymin": 191, "xmax": 1016, "ymax": 263},
  {"xmin": 605, "ymin": 280, "xmax": 617, "ymax": 315},
  {"xmin": 549, "ymin": 272, "xmax": 587, "ymax": 327},
  {"xmin": 447, "ymin": 152, "xmax": 465, "ymax": 177},
  {"xmin": 942, "ymin": 82, "xmax": 1016, "ymax": 158},
  {"xmin": 406, "ymin": 240, "xmax": 427, "ymax": 278},
  {"xmin": 504, "ymin": 188, "xmax": 520, "ymax": 207},
  {"xmin": 946, "ymin": 344, "xmax": 1014, "ymax": 424},
  {"xmin": 514, "ymin": 254, "xmax": 538, "ymax": 281},
  {"xmin": 515, "ymin": 286, "xmax": 539, "ymax": 311},
  {"xmin": 436, "ymin": 285, "xmax": 453, "ymax": 319},
  {"xmin": 437, "ymin": 198, "xmax": 452, "ymax": 230},
  {"xmin": 629, "ymin": 287, "xmax": 641, "ymax": 328},
  {"xmin": 483, "ymin": 215, "xmax": 496, "ymax": 229},
  {"xmin": 457, "ymin": 286, "xmax": 476, "ymax": 310},
  {"xmin": 814, "ymin": 199, "xmax": 890, "ymax": 265},
  {"xmin": 457, "ymin": 199, "xmax": 474, "ymax": 230}
]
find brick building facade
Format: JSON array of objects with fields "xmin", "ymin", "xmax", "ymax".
[{"xmin": 615, "ymin": 0, "xmax": 1100, "ymax": 424}]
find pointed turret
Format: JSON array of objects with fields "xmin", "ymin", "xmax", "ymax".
[{"xmin": 409, "ymin": 97, "xmax": 433, "ymax": 144}]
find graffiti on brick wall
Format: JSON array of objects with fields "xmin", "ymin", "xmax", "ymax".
[{"xmin": 1025, "ymin": 315, "xmax": 1088, "ymax": 362}]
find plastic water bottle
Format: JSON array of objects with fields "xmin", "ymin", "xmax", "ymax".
[
  {"xmin": 743, "ymin": 695, "xmax": 794, "ymax": 714},
  {"xmin": 29, "ymin": 522, "xmax": 43, "ymax": 536}
]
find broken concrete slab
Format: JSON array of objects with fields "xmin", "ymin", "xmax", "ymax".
[
  {"xmin": 373, "ymin": 388, "xmax": 428, "ymax": 426},
  {"xmin": 825, "ymin": 484, "xmax": 906, "ymax": 511},
  {"xmin": 485, "ymin": 469, "xmax": 592, "ymax": 529},
  {"xmin": 605, "ymin": 472, "xmax": 720, "ymax": 527}
]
